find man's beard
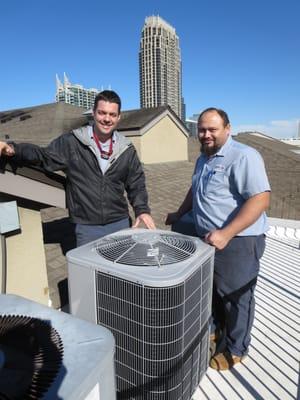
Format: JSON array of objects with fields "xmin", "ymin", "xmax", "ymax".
[{"xmin": 200, "ymin": 143, "xmax": 220, "ymax": 156}]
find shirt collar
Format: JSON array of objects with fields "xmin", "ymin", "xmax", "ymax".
[
  {"xmin": 204, "ymin": 136, "xmax": 232, "ymax": 160},
  {"xmin": 212, "ymin": 135, "xmax": 232, "ymax": 157}
]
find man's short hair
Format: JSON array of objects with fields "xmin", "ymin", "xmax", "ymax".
[
  {"xmin": 93, "ymin": 90, "xmax": 121, "ymax": 113},
  {"xmin": 198, "ymin": 107, "xmax": 230, "ymax": 127}
]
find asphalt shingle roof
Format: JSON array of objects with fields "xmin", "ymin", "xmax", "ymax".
[
  {"xmin": 234, "ymin": 132, "xmax": 300, "ymax": 220},
  {"xmin": 0, "ymin": 103, "xmax": 187, "ymax": 142},
  {"xmin": 0, "ymin": 102, "xmax": 88, "ymax": 145},
  {"xmin": 117, "ymin": 106, "xmax": 168, "ymax": 131},
  {"xmin": 235, "ymin": 131, "xmax": 300, "ymax": 163}
]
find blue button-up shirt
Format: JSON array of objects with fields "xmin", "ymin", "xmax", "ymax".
[{"xmin": 192, "ymin": 136, "xmax": 270, "ymax": 237}]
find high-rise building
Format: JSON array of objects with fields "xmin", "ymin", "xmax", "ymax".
[
  {"xmin": 56, "ymin": 73, "xmax": 99, "ymax": 109},
  {"xmin": 139, "ymin": 16, "xmax": 184, "ymax": 120}
]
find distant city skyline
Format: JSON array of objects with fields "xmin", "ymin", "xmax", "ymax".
[
  {"xmin": 1, "ymin": 0, "xmax": 300, "ymax": 139},
  {"xmin": 56, "ymin": 73, "xmax": 99, "ymax": 109}
]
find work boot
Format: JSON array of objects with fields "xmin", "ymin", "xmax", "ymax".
[
  {"xmin": 209, "ymin": 351, "xmax": 245, "ymax": 370},
  {"xmin": 209, "ymin": 330, "xmax": 222, "ymax": 357}
]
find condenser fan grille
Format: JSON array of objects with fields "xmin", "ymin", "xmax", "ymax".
[
  {"xmin": 0, "ymin": 315, "xmax": 63, "ymax": 400},
  {"xmin": 95, "ymin": 232, "xmax": 196, "ymax": 266}
]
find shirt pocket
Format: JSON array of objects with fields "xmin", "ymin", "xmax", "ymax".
[{"xmin": 204, "ymin": 171, "xmax": 226, "ymax": 194}]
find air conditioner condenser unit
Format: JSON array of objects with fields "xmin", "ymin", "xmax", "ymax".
[
  {"xmin": 0, "ymin": 294, "xmax": 116, "ymax": 400},
  {"xmin": 67, "ymin": 228, "xmax": 215, "ymax": 400}
]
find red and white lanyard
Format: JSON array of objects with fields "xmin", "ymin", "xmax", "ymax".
[{"xmin": 93, "ymin": 131, "xmax": 113, "ymax": 160}]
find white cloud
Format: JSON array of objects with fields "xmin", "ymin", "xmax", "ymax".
[{"xmin": 232, "ymin": 119, "xmax": 300, "ymax": 139}]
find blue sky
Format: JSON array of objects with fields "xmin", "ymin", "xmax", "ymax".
[{"xmin": 1, "ymin": 0, "xmax": 300, "ymax": 138}]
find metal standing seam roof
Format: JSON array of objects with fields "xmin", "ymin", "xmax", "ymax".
[{"xmin": 193, "ymin": 222, "xmax": 300, "ymax": 400}]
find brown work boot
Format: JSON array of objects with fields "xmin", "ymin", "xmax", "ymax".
[
  {"xmin": 209, "ymin": 330, "xmax": 222, "ymax": 357},
  {"xmin": 209, "ymin": 332, "xmax": 219, "ymax": 342},
  {"xmin": 209, "ymin": 351, "xmax": 245, "ymax": 370}
]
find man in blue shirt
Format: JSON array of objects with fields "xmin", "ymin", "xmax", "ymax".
[{"xmin": 166, "ymin": 108, "xmax": 270, "ymax": 370}]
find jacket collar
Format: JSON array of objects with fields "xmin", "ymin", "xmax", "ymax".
[{"xmin": 72, "ymin": 125, "xmax": 132, "ymax": 160}]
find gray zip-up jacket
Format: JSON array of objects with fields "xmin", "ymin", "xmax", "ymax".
[{"xmin": 10, "ymin": 126, "xmax": 150, "ymax": 224}]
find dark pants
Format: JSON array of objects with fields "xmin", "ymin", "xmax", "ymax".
[
  {"xmin": 211, "ymin": 235, "xmax": 266, "ymax": 357},
  {"xmin": 75, "ymin": 217, "xmax": 130, "ymax": 247}
]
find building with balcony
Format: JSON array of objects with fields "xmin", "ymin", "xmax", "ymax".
[
  {"xmin": 56, "ymin": 73, "xmax": 99, "ymax": 109},
  {"xmin": 139, "ymin": 16, "xmax": 184, "ymax": 120}
]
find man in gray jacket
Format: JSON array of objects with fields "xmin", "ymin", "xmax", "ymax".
[{"xmin": 0, "ymin": 90, "xmax": 155, "ymax": 246}]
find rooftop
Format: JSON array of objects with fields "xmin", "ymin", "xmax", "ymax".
[
  {"xmin": 0, "ymin": 102, "xmax": 88, "ymax": 146},
  {"xmin": 194, "ymin": 221, "xmax": 300, "ymax": 400},
  {"xmin": 0, "ymin": 102, "xmax": 189, "ymax": 144},
  {"xmin": 2, "ymin": 126, "xmax": 299, "ymax": 398},
  {"xmin": 41, "ymin": 158, "xmax": 300, "ymax": 399}
]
